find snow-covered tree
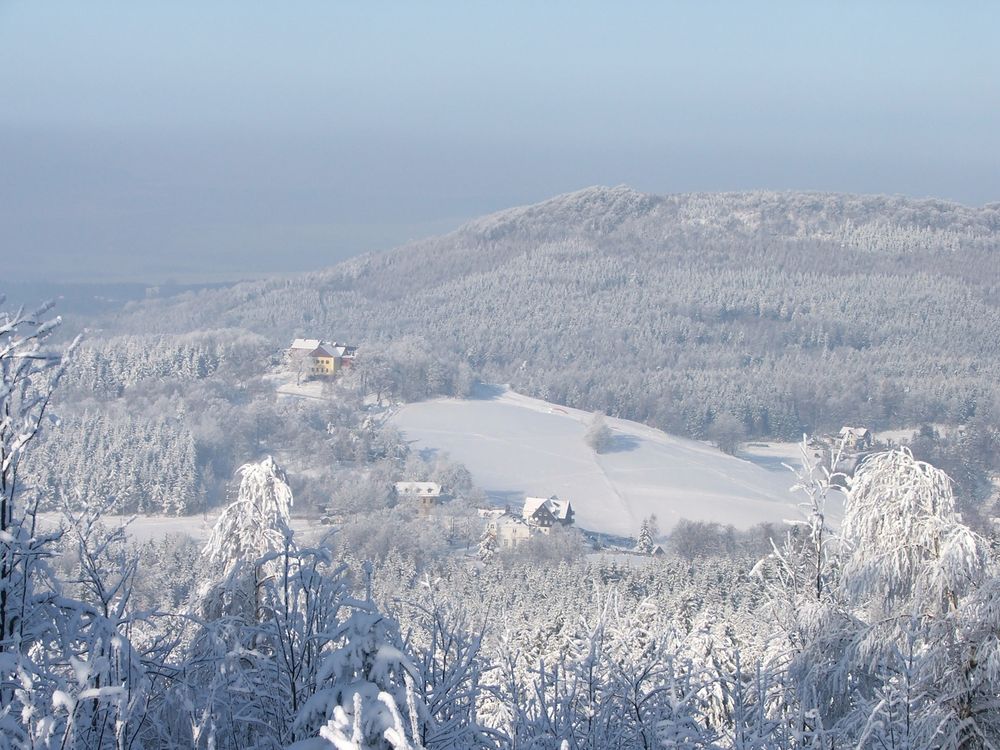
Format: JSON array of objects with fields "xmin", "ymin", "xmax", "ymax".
[
  {"xmin": 45, "ymin": 505, "xmax": 172, "ymax": 749},
  {"xmin": 187, "ymin": 537, "xmax": 354, "ymax": 749},
  {"xmin": 755, "ymin": 444, "xmax": 1000, "ymax": 745},
  {"xmin": 0, "ymin": 302, "xmax": 177, "ymax": 748},
  {"xmin": 297, "ymin": 565, "xmax": 426, "ymax": 750},
  {"xmin": 478, "ymin": 526, "xmax": 498, "ymax": 563},
  {"xmin": 1, "ymin": 302, "xmax": 70, "ymax": 642},
  {"xmin": 584, "ymin": 411, "xmax": 613, "ymax": 453},
  {"xmin": 1, "ymin": 301, "xmax": 76, "ymax": 744},
  {"xmin": 837, "ymin": 447, "xmax": 994, "ymax": 746},
  {"xmin": 840, "ymin": 447, "xmax": 985, "ymax": 623},
  {"xmin": 185, "ymin": 456, "xmax": 300, "ymax": 747},
  {"xmin": 204, "ymin": 455, "xmax": 293, "ymax": 574},
  {"xmin": 707, "ymin": 413, "xmax": 746, "ymax": 456},
  {"xmin": 755, "ymin": 438, "xmax": 845, "ymax": 608},
  {"xmin": 635, "ymin": 515, "xmax": 659, "ymax": 554},
  {"xmin": 402, "ymin": 591, "xmax": 496, "ymax": 749}
]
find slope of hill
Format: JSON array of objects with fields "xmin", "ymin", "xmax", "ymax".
[
  {"xmin": 108, "ymin": 187, "xmax": 1000, "ymax": 441},
  {"xmin": 391, "ymin": 387, "xmax": 806, "ymax": 537}
]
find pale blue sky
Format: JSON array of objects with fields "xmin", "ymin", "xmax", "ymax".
[{"xmin": 1, "ymin": 1, "xmax": 997, "ymax": 282}]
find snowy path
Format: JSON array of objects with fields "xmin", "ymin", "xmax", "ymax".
[{"xmin": 390, "ymin": 387, "xmax": 801, "ymax": 537}]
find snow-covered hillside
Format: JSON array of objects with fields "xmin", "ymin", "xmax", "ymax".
[{"xmin": 391, "ymin": 387, "xmax": 802, "ymax": 537}]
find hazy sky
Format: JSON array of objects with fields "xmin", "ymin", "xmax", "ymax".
[{"xmin": 2, "ymin": 1, "xmax": 998, "ymax": 283}]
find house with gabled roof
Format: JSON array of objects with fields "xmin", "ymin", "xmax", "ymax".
[
  {"xmin": 288, "ymin": 338, "xmax": 358, "ymax": 378},
  {"xmin": 488, "ymin": 514, "xmax": 533, "ymax": 549},
  {"xmin": 478, "ymin": 495, "xmax": 574, "ymax": 550},
  {"xmin": 336, "ymin": 343, "xmax": 358, "ymax": 367},
  {"xmin": 838, "ymin": 426, "xmax": 874, "ymax": 451},
  {"xmin": 308, "ymin": 343, "xmax": 340, "ymax": 376},
  {"xmin": 394, "ymin": 481, "xmax": 444, "ymax": 514},
  {"xmin": 290, "ymin": 338, "xmax": 322, "ymax": 352},
  {"xmin": 522, "ymin": 495, "xmax": 574, "ymax": 531}
]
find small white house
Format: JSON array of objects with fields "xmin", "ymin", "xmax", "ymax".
[
  {"xmin": 394, "ymin": 482, "xmax": 443, "ymax": 513},
  {"xmin": 488, "ymin": 515, "xmax": 533, "ymax": 549}
]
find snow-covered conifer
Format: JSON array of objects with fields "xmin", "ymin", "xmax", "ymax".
[
  {"xmin": 478, "ymin": 526, "xmax": 498, "ymax": 563},
  {"xmin": 635, "ymin": 516, "xmax": 656, "ymax": 554},
  {"xmin": 297, "ymin": 576, "xmax": 424, "ymax": 749}
]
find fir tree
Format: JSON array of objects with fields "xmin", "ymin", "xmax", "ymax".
[
  {"xmin": 635, "ymin": 518, "xmax": 654, "ymax": 555},
  {"xmin": 478, "ymin": 525, "xmax": 498, "ymax": 563}
]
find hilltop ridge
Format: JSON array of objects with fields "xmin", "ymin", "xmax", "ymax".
[{"xmin": 107, "ymin": 187, "xmax": 1000, "ymax": 445}]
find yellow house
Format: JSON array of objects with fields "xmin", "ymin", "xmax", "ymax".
[
  {"xmin": 308, "ymin": 344, "xmax": 342, "ymax": 376},
  {"xmin": 289, "ymin": 339, "xmax": 356, "ymax": 380}
]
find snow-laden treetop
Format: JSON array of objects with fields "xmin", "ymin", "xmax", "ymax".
[{"xmin": 204, "ymin": 455, "xmax": 294, "ymax": 572}]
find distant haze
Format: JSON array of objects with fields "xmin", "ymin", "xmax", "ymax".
[{"xmin": 2, "ymin": 1, "xmax": 998, "ymax": 283}]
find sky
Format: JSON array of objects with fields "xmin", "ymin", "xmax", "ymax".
[{"xmin": 1, "ymin": 1, "xmax": 998, "ymax": 283}]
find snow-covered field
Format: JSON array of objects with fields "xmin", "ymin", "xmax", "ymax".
[
  {"xmin": 391, "ymin": 387, "xmax": 804, "ymax": 537},
  {"xmin": 738, "ymin": 440, "xmax": 805, "ymax": 472},
  {"xmin": 262, "ymin": 371, "xmax": 328, "ymax": 401}
]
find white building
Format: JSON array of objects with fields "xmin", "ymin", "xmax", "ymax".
[
  {"xmin": 394, "ymin": 481, "xmax": 444, "ymax": 513},
  {"xmin": 488, "ymin": 514, "xmax": 533, "ymax": 549}
]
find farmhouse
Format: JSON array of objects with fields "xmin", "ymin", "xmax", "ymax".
[
  {"xmin": 522, "ymin": 495, "xmax": 575, "ymax": 531},
  {"xmin": 488, "ymin": 514, "xmax": 533, "ymax": 549},
  {"xmin": 838, "ymin": 426, "xmax": 874, "ymax": 451},
  {"xmin": 289, "ymin": 338, "xmax": 321, "ymax": 355},
  {"xmin": 394, "ymin": 481, "xmax": 444, "ymax": 513},
  {"xmin": 477, "ymin": 495, "xmax": 574, "ymax": 550},
  {"xmin": 307, "ymin": 343, "xmax": 340, "ymax": 376},
  {"xmin": 288, "ymin": 338, "xmax": 357, "ymax": 378}
]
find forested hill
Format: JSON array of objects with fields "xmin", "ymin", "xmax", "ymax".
[{"xmin": 110, "ymin": 186, "xmax": 1000, "ymax": 440}]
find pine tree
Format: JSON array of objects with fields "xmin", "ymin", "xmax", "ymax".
[
  {"xmin": 635, "ymin": 517, "xmax": 654, "ymax": 554},
  {"xmin": 478, "ymin": 525, "xmax": 498, "ymax": 563}
]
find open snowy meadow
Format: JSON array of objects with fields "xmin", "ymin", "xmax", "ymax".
[{"xmin": 391, "ymin": 386, "xmax": 803, "ymax": 537}]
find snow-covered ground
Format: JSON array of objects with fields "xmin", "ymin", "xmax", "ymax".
[
  {"xmin": 738, "ymin": 441, "xmax": 806, "ymax": 473},
  {"xmin": 36, "ymin": 512, "xmax": 324, "ymax": 544},
  {"xmin": 262, "ymin": 371, "xmax": 328, "ymax": 401},
  {"xmin": 390, "ymin": 387, "xmax": 804, "ymax": 537}
]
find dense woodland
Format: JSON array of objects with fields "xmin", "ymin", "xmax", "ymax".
[
  {"xmin": 25, "ymin": 410, "xmax": 199, "ymax": 514},
  {"xmin": 18, "ymin": 328, "xmax": 466, "ymax": 515}
]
